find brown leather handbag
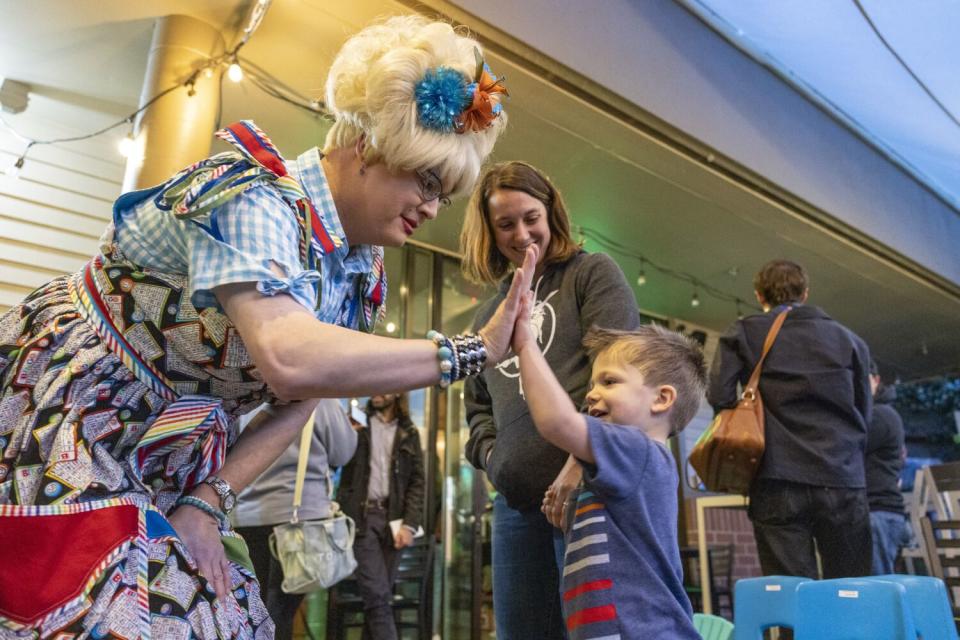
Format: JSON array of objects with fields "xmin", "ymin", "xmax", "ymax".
[{"xmin": 689, "ymin": 308, "xmax": 790, "ymax": 495}]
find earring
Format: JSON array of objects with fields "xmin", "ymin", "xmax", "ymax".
[{"xmin": 359, "ymin": 162, "xmax": 366, "ymax": 176}]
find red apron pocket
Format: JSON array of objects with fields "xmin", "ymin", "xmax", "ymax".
[{"xmin": 0, "ymin": 504, "xmax": 138, "ymax": 624}]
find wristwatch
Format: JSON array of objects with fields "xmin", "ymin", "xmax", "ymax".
[{"xmin": 203, "ymin": 475, "xmax": 237, "ymax": 514}]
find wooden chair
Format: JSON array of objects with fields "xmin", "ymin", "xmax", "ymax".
[
  {"xmin": 919, "ymin": 515, "xmax": 960, "ymax": 627},
  {"xmin": 904, "ymin": 462, "xmax": 960, "ymax": 574}
]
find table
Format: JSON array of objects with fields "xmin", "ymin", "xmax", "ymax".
[{"xmin": 695, "ymin": 494, "xmax": 748, "ymax": 615}]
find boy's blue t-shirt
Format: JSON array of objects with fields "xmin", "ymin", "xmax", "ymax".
[{"xmin": 562, "ymin": 415, "xmax": 699, "ymax": 640}]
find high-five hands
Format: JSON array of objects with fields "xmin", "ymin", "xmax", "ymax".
[{"xmin": 479, "ymin": 244, "xmax": 539, "ymax": 364}]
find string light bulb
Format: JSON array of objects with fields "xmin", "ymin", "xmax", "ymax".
[
  {"xmin": 118, "ymin": 133, "xmax": 135, "ymax": 158},
  {"xmin": 690, "ymin": 291, "xmax": 701, "ymax": 308},
  {"xmin": 4, "ymin": 155, "xmax": 24, "ymax": 179},
  {"xmin": 385, "ymin": 322, "xmax": 397, "ymax": 334},
  {"xmin": 636, "ymin": 258, "xmax": 647, "ymax": 286},
  {"xmin": 227, "ymin": 60, "xmax": 244, "ymax": 83}
]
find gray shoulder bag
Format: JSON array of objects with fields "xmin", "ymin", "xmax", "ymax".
[{"xmin": 269, "ymin": 414, "xmax": 357, "ymax": 593}]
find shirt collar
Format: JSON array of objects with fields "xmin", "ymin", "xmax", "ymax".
[{"xmin": 292, "ymin": 147, "xmax": 374, "ymax": 274}]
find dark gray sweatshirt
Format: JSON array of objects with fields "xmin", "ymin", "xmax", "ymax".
[{"xmin": 464, "ymin": 251, "xmax": 639, "ymax": 511}]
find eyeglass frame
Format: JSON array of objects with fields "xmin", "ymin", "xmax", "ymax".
[{"xmin": 416, "ymin": 168, "xmax": 451, "ymax": 207}]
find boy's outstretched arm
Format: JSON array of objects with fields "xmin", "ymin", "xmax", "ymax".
[{"xmin": 514, "ymin": 292, "xmax": 595, "ymax": 463}]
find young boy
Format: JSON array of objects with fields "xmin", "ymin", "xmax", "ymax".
[{"xmin": 513, "ymin": 295, "xmax": 705, "ymax": 640}]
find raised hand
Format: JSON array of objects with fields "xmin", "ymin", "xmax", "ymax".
[{"xmin": 478, "ymin": 244, "xmax": 539, "ymax": 365}]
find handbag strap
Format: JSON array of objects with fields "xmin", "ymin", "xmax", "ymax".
[
  {"xmin": 743, "ymin": 307, "xmax": 791, "ymax": 397},
  {"xmin": 291, "ymin": 413, "xmax": 314, "ymax": 523}
]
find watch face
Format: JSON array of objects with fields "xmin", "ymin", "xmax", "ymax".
[{"xmin": 224, "ymin": 494, "xmax": 236, "ymax": 512}]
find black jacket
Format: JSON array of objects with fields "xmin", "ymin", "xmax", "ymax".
[
  {"xmin": 708, "ymin": 304, "xmax": 872, "ymax": 488},
  {"xmin": 337, "ymin": 415, "xmax": 425, "ymax": 531},
  {"xmin": 865, "ymin": 385, "xmax": 906, "ymax": 513}
]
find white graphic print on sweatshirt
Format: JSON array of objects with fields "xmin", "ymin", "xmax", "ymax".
[{"xmin": 496, "ymin": 275, "xmax": 558, "ymax": 397}]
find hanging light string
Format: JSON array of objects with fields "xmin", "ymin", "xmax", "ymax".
[
  {"xmin": 577, "ymin": 224, "xmax": 761, "ymax": 315},
  {"xmin": 0, "ymin": 0, "xmax": 327, "ymax": 174}
]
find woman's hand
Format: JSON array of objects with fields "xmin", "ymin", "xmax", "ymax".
[
  {"xmin": 479, "ymin": 244, "xmax": 539, "ymax": 365},
  {"xmin": 168, "ymin": 503, "xmax": 232, "ymax": 601},
  {"xmin": 541, "ymin": 455, "xmax": 583, "ymax": 530}
]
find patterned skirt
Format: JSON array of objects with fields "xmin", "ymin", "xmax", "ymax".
[{"xmin": 0, "ymin": 275, "xmax": 274, "ymax": 638}]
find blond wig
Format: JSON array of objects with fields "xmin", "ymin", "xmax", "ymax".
[{"xmin": 323, "ymin": 15, "xmax": 506, "ymax": 198}]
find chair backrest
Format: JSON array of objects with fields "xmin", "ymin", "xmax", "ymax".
[
  {"xmin": 921, "ymin": 516, "xmax": 960, "ymax": 614},
  {"xmin": 794, "ymin": 579, "xmax": 916, "ymax": 640},
  {"xmin": 733, "ymin": 576, "xmax": 810, "ymax": 640},
  {"xmin": 709, "ymin": 545, "xmax": 734, "ymax": 593},
  {"xmin": 870, "ymin": 574, "xmax": 959, "ymax": 640},
  {"xmin": 930, "ymin": 462, "xmax": 960, "ymax": 519},
  {"xmin": 693, "ymin": 613, "xmax": 734, "ymax": 640}
]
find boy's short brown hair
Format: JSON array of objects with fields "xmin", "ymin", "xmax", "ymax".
[
  {"xmin": 753, "ymin": 259, "xmax": 808, "ymax": 307},
  {"xmin": 583, "ymin": 325, "xmax": 706, "ymax": 435}
]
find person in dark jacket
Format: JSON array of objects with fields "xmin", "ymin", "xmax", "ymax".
[
  {"xmin": 708, "ymin": 259, "xmax": 873, "ymax": 579},
  {"xmin": 866, "ymin": 362, "xmax": 910, "ymax": 574},
  {"xmin": 338, "ymin": 393, "xmax": 425, "ymax": 640}
]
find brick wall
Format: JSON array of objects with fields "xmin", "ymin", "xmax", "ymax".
[{"xmin": 684, "ymin": 499, "xmax": 763, "ymax": 583}]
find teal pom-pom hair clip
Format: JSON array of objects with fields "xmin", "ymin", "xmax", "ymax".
[{"xmin": 414, "ymin": 67, "xmax": 472, "ymax": 132}]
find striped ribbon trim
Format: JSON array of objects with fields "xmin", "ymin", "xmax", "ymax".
[
  {"xmin": 69, "ymin": 259, "xmax": 176, "ymax": 403},
  {"xmin": 136, "ymin": 508, "xmax": 151, "ymax": 640},
  {"xmin": 0, "ymin": 496, "xmax": 145, "ymax": 517},
  {"xmin": 132, "ymin": 396, "xmax": 229, "ymax": 484},
  {"xmin": 217, "ymin": 121, "xmax": 341, "ymax": 267}
]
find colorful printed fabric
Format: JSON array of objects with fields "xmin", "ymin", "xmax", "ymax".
[
  {"xmin": 0, "ymin": 260, "xmax": 272, "ymax": 637},
  {"xmin": 0, "ymin": 122, "xmax": 374, "ymax": 638},
  {"xmin": 0, "ymin": 498, "xmax": 270, "ymax": 639}
]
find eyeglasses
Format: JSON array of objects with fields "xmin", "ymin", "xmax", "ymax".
[{"xmin": 416, "ymin": 169, "xmax": 451, "ymax": 207}]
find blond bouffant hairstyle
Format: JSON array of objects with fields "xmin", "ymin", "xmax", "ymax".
[
  {"xmin": 460, "ymin": 161, "xmax": 580, "ymax": 285},
  {"xmin": 323, "ymin": 15, "xmax": 506, "ymax": 198}
]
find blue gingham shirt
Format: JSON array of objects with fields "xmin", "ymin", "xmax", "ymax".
[{"xmin": 114, "ymin": 148, "xmax": 375, "ymax": 328}]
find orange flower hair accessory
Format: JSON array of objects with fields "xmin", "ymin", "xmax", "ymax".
[{"xmin": 455, "ymin": 48, "xmax": 508, "ymax": 134}]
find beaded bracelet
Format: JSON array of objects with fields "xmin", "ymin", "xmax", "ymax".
[
  {"xmin": 452, "ymin": 333, "xmax": 487, "ymax": 377},
  {"xmin": 176, "ymin": 495, "xmax": 227, "ymax": 526},
  {"xmin": 427, "ymin": 330, "xmax": 488, "ymax": 387},
  {"xmin": 427, "ymin": 330, "xmax": 455, "ymax": 388}
]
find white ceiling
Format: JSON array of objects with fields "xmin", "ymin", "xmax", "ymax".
[{"xmin": 1, "ymin": 0, "xmax": 958, "ymax": 380}]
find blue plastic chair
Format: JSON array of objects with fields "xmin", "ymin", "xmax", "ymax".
[
  {"xmin": 694, "ymin": 613, "xmax": 734, "ymax": 640},
  {"xmin": 733, "ymin": 576, "xmax": 810, "ymax": 640},
  {"xmin": 794, "ymin": 578, "xmax": 917, "ymax": 640},
  {"xmin": 869, "ymin": 575, "xmax": 958, "ymax": 640}
]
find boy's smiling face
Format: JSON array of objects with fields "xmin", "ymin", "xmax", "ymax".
[{"xmin": 585, "ymin": 349, "xmax": 675, "ymax": 440}]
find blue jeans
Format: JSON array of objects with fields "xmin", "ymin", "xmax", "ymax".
[
  {"xmin": 870, "ymin": 510, "xmax": 911, "ymax": 575},
  {"xmin": 492, "ymin": 494, "xmax": 567, "ymax": 639}
]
